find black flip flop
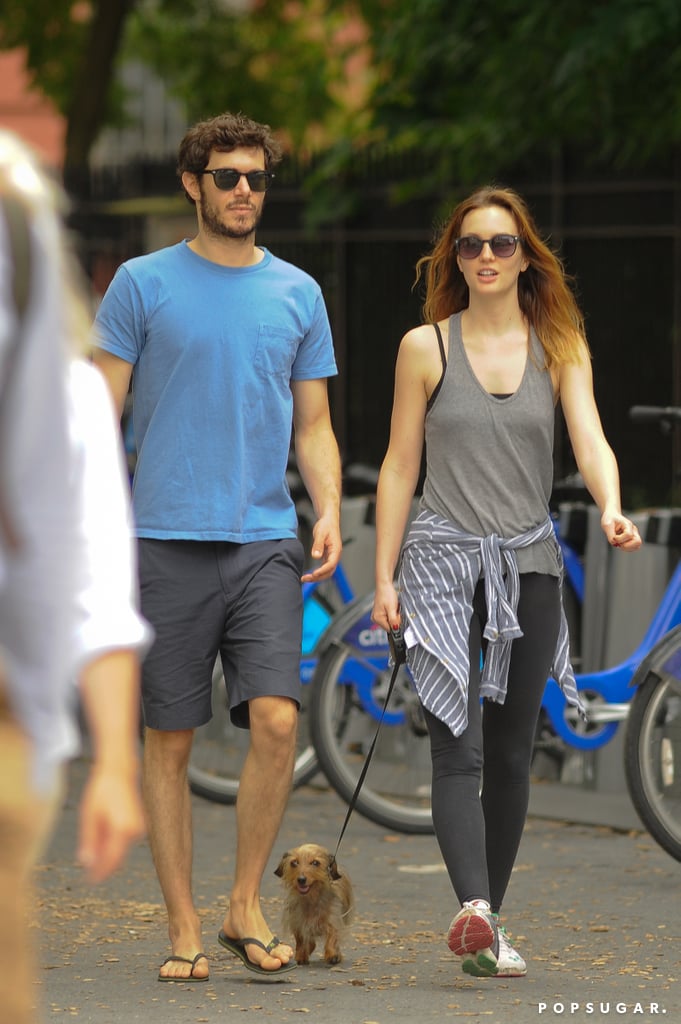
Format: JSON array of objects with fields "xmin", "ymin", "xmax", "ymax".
[
  {"xmin": 158, "ymin": 951, "xmax": 209, "ymax": 982},
  {"xmin": 217, "ymin": 929, "xmax": 297, "ymax": 978}
]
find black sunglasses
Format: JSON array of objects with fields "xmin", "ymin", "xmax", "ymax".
[
  {"xmin": 455, "ymin": 234, "xmax": 521, "ymax": 259},
  {"xmin": 200, "ymin": 168, "xmax": 274, "ymax": 192}
]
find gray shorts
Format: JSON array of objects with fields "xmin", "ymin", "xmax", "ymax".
[{"xmin": 138, "ymin": 538, "xmax": 304, "ymax": 731}]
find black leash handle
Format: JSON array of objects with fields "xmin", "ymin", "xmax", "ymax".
[{"xmin": 331, "ymin": 627, "xmax": 407, "ymax": 866}]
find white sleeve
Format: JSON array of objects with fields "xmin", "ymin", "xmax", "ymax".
[
  {"xmin": 68, "ymin": 360, "xmax": 153, "ymax": 670},
  {"xmin": 0, "ymin": 208, "xmax": 81, "ymax": 706}
]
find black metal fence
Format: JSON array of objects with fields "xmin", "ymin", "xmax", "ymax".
[{"xmin": 70, "ymin": 147, "xmax": 681, "ymax": 508}]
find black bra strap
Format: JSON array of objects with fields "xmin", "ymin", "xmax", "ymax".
[
  {"xmin": 427, "ymin": 322, "xmax": 447, "ymax": 412},
  {"xmin": 433, "ymin": 322, "xmax": 446, "ymax": 373}
]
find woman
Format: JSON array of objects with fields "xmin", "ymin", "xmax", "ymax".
[{"xmin": 371, "ymin": 185, "xmax": 641, "ymax": 978}]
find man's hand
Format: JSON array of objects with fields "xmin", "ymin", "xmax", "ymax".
[{"xmin": 301, "ymin": 516, "xmax": 342, "ymax": 582}]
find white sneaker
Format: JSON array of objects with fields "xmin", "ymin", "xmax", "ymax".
[
  {"xmin": 461, "ymin": 917, "xmax": 527, "ymax": 978},
  {"xmin": 447, "ymin": 901, "xmax": 497, "ymax": 963}
]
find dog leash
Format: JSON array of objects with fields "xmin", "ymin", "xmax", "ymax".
[{"xmin": 330, "ymin": 626, "xmax": 407, "ymax": 870}]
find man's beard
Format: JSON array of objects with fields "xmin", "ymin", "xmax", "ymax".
[{"xmin": 199, "ymin": 189, "xmax": 263, "ymax": 240}]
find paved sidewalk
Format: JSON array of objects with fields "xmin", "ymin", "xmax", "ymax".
[
  {"xmin": 528, "ymin": 779, "xmax": 642, "ymax": 833},
  {"xmin": 34, "ymin": 759, "xmax": 680, "ymax": 1024}
]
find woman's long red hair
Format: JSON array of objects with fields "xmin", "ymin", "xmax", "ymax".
[{"xmin": 416, "ymin": 186, "xmax": 588, "ymax": 367}]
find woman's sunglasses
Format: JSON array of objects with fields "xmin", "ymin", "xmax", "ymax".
[
  {"xmin": 201, "ymin": 168, "xmax": 274, "ymax": 192},
  {"xmin": 455, "ymin": 234, "xmax": 521, "ymax": 259}
]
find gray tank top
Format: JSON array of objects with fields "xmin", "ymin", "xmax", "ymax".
[{"xmin": 421, "ymin": 311, "xmax": 560, "ymax": 576}]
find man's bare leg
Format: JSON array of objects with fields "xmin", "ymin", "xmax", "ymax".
[
  {"xmin": 144, "ymin": 727, "xmax": 209, "ymax": 981},
  {"xmin": 221, "ymin": 695, "xmax": 297, "ymax": 971}
]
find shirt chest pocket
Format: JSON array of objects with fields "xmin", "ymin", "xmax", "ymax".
[{"xmin": 253, "ymin": 324, "xmax": 299, "ymax": 382}]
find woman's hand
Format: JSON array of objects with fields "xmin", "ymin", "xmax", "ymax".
[
  {"xmin": 372, "ymin": 581, "xmax": 401, "ymax": 632},
  {"xmin": 601, "ymin": 511, "xmax": 642, "ymax": 551}
]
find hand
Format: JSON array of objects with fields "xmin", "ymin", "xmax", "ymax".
[
  {"xmin": 372, "ymin": 581, "xmax": 401, "ymax": 633},
  {"xmin": 602, "ymin": 512, "xmax": 642, "ymax": 551},
  {"xmin": 300, "ymin": 516, "xmax": 342, "ymax": 582},
  {"xmin": 77, "ymin": 766, "xmax": 145, "ymax": 883}
]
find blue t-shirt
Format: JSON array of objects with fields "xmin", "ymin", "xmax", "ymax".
[{"xmin": 93, "ymin": 242, "xmax": 337, "ymax": 541}]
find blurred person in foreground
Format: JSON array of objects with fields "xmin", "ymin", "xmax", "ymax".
[
  {"xmin": 372, "ymin": 185, "xmax": 641, "ymax": 979},
  {"xmin": 0, "ymin": 130, "xmax": 151, "ymax": 1024},
  {"xmin": 93, "ymin": 111, "xmax": 342, "ymax": 981}
]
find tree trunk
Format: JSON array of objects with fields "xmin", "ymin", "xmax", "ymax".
[{"xmin": 63, "ymin": 0, "xmax": 136, "ymax": 195}]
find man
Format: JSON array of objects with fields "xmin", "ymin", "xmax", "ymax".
[
  {"xmin": 0, "ymin": 130, "xmax": 149, "ymax": 1024},
  {"xmin": 93, "ymin": 112, "xmax": 342, "ymax": 981}
]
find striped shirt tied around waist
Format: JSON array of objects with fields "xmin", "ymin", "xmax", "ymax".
[{"xmin": 399, "ymin": 508, "xmax": 586, "ymax": 737}]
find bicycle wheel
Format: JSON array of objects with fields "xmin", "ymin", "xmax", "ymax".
[
  {"xmin": 188, "ymin": 659, "xmax": 319, "ymax": 804},
  {"xmin": 624, "ymin": 625, "xmax": 681, "ymax": 862},
  {"xmin": 308, "ymin": 593, "xmax": 434, "ymax": 834}
]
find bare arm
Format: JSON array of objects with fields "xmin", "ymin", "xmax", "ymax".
[
  {"xmin": 77, "ymin": 649, "xmax": 145, "ymax": 882},
  {"xmin": 70, "ymin": 362, "xmax": 149, "ymax": 881},
  {"xmin": 91, "ymin": 349, "xmax": 134, "ymax": 419},
  {"xmin": 291, "ymin": 378, "xmax": 342, "ymax": 581},
  {"xmin": 372, "ymin": 325, "xmax": 432, "ymax": 631},
  {"xmin": 559, "ymin": 346, "xmax": 641, "ymax": 551}
]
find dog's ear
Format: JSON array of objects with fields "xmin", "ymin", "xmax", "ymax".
[
  {"xmin": 328, "ymin": 855, "xmax": 342, "ymax": 881},
  {"xmin": 274, "ymin": 852, "xmax": 289, "ymax": 878}
]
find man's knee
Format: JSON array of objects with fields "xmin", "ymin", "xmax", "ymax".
[
  {"xmin": 249, "ymin": 696, "xmax": 298, "ymax": 748},
  {"xmin": 143, "ymin": 726, "xmax": 194, "ymax": 772}
]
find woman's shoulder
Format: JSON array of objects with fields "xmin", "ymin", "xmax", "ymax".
[
  {"xmin": 401, "ymin": 319, "xmax": 450, "ymax": 350},
  {"xmin": 398, "ymin": 322, "xmax": 450, "ymax": 395},
  {"xmin": 397, "ymin": 324, "xmax": 443, "ymax": 375}
]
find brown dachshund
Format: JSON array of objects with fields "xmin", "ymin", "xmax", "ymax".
[{"xmin": 274, "ymin": 843, "xmax": 354, "ymax": 965}]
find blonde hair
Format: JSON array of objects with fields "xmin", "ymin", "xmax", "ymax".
[
  {"xmin": 0, "ymin": 130, "xmax": 92, "ymax": 357},
  {"xmin": 415, "ymin": 185, "xmax": 588, "ymax": 368}
]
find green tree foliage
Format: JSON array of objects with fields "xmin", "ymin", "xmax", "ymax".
[
  {"xmin": 125, "ymin": 0, "xmax": 373, "ymax": 154},
  {"xmin": 127, "ymin": 0, "xmax": 681, "ymax": 221},
  {"xmin": 0, "ymin": 0, "xmax": 134, "ymax": 174},
  {"xmin": 2, "ymin": 1, "xmax": 95, "ymax": 115},
  {"xmin": 306, "ymin": 0, "xmax": 681, "ymax": 209},
  {"xmin": 2, "ymin": 0, "xmax": 679, "ymax": 216}
]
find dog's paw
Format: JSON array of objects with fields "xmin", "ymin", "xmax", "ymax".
[{"xmin": 323, "ymin": 952, "xmax": 343, "ymax": 965}]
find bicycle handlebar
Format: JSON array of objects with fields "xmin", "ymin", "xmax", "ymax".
[{"xmin": 629, "ymin": 405, "xmax": 681, "ymax": 425}]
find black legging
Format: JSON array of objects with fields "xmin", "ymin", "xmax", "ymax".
[{"xmin": 424, "ymin": 572, "xmax": 561, "ymax": 914}]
